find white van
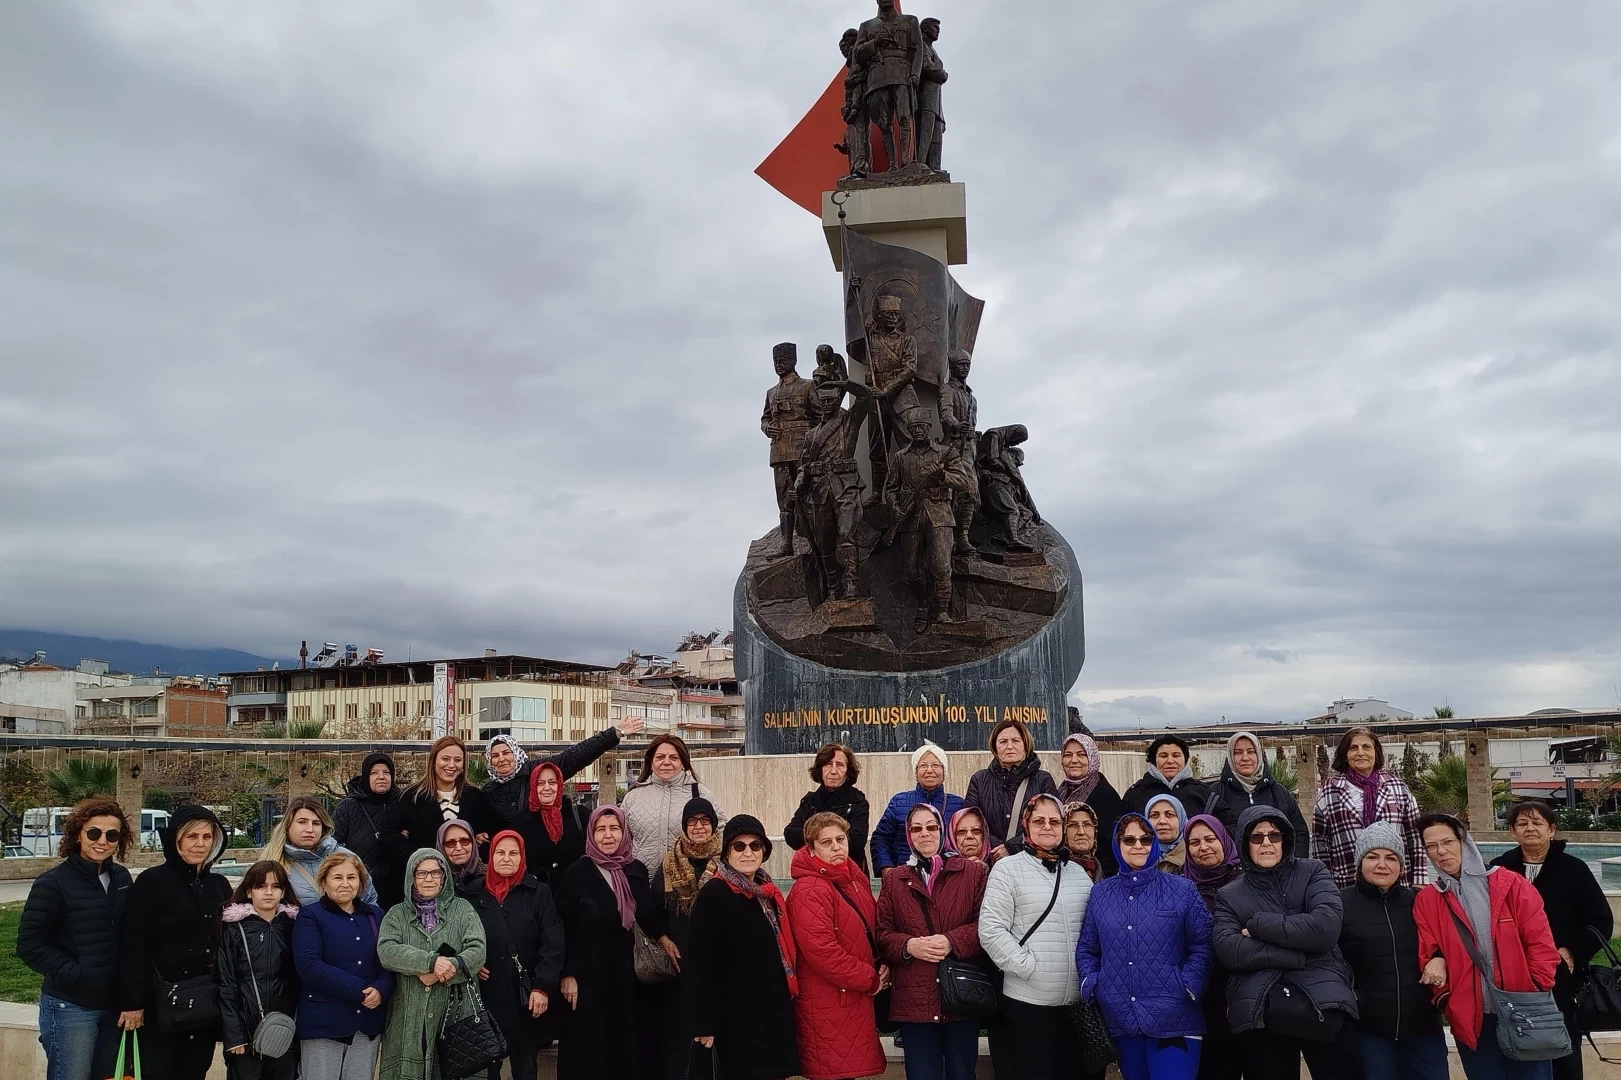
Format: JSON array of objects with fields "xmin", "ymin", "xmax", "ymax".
[{"xmin": 20, "ymin": 806, "xmax": 170, "ymax": 856}]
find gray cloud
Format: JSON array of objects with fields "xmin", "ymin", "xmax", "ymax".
[{"xmin": 2, "ymin": 0, "xmax": 1619, "ymax": 726}]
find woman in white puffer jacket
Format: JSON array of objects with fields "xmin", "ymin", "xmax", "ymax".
[
  {"xmin": 979, "ymin": 793, "xmax": 1093, "ymax": 1080},
  {"xmin": 619, "ymin": 734, "xmax": 727, "ymax": 873}
]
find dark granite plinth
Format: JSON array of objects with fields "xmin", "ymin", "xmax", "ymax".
[{"xmin": 736, "ymin": 526, "xmax": 1085, "ymax": 754}]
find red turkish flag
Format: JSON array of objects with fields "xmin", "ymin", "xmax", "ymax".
[{"xmin": 755, "ymin": 3, "xmax": 901, "ymax": 214}]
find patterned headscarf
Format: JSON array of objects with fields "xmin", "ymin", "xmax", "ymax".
[
  {"xmin": 486, "ymin": 735, "xmax": 528, "ymax": 785},
  {"xmin": 1056, "ymin": 733, "xmax": 1102, "ymax": 805},
  {"xmin": 585, "ymin": 806, "xmax": 637, "ymax": 930}
]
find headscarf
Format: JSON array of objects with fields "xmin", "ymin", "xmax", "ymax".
[
  {"xmin": 1144, "ymin": 794, "xmax": 1187, "ymax": 870},
  {"xmin": 661, "ymin": 799, "xmax": 722, "ymax": 915},
  {"xmin": 1225, "ymin": 732, "xmax": 1265, "ymax": 795},
  {"xmin": 355, "ymin": 752, "xmax": 395, "ymax": 803},
  {"xmin": 528, "ymin": 761, "xmax": 566, "ymax": 841},
  {"xmin": 1181, "ymin": 813, "xmax": 1240, "ymax": 888},
  {"xmin": 436, "ymin": 819, "xmax": 484, "ymax": 889},
  {"xmin": 585, "ymin": 806, "xmax": 637, "ymax": 930},
  {"xmin": 1425, "ymin": 814, "xmax": 1496, "ymax": 991},
  {"xmin": 406, "ymin": 848, "xmax": 448, "ymax": 931},
  {"xmin": 1111, "ymin": 813, "xmax": 1164, "ymax": 885},
  {"xmin": 486, "ymin": 735, "xmax": 529, "ymax": 785},
  {"xmin": 1064, "ymin": 802, "xmax": 1101, "ymax": 881},
  {"xmin": 905, "ymin": 802, "xmax": 946, "ymax": 893},
  {"xmin": 1343, "ymin": 764, "xmax": 1384, "ymax": 828},
  {"xmin": 716, "ymin": 819, "xmax": 798, "ymax": 998},
  {"xmin": 485, "ymin": 830, "xmax": 527, "ymax": 905},
  {"xmin": 1019, "ymin": 793, "xmax": 1069, "ymax": 868},
  {"xmin": 1056, "ymin": 733, "xmax": 1102, "ymax": 805},
  {"xmin": 948, "ymin": 807, "xmax": 987, "ymax": 862}
]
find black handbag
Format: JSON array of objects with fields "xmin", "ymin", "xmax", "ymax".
[
  {"xmin": 150, "ymin": 971, "xmax": 220, "ymax": 1033},
  {"xmin": 1262, "ymin": 978, "xmax": 1342, "ymax": 1043},
  {"xmin": 833, "ymin": 883, "xmax": 899, "ymax": 1034},
  {"xmin": 437, "ymin": 982, "xmax": 507, "ymax": 1080},
  {"xmin": 1071, "ymin": 998, "xmax": 1119, "ymax": 1073},
  {"xmin": 1579, "ymin": 927, "xmax": 1621, "ymax": 1031},
  {"xmin": 919, "ymin": 895, "xmax": 999, "ymax": 1019}
]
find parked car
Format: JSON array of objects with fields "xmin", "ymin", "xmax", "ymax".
[{"xmin": 2, "ymin": 844, "xmax": 31, "ymax": 858}]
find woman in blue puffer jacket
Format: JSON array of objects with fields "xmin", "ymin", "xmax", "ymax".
[{"xmin": 1078, "ymin": 813, "xmax": 1213, "ymax": 1080}]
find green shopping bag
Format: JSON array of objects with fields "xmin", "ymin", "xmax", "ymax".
[{"xmin": 107, "ymin": 1029, "xmax": 141, "ymax": 1080}]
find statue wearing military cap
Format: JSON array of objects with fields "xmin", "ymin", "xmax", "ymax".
[
  {"xmin": 938, "ymin": 349, "xmax": 978, "ymax": 556},
  {"xmin": 852, "ymin": 0, "xmax": 925, "ymax": 172},
  {"xmin": 761, "ymin": 342, "xmax": 817, "ymax": 556}
]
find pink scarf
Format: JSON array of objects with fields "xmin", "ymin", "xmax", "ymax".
[
  {"xmin": 1344, "ymin": 768, "xmax": 1383, "ymax": 828},
  {"xmin": 584, "ymin": 806, "xmax": 637, "ymax": 930}
]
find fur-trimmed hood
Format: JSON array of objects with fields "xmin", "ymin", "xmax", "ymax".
[{"xmin": 220, "ymin": 901, "xmax": 298, "ymax": 923}]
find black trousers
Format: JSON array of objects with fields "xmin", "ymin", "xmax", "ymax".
[
  {"xmin": 1197, "ymin": 1034, "xmax": 1244, "ymax": 1080},
  {"xmin": 140, "ymin": 1027, "xmax": 220, "ymax": 1080},
  {"xmin": 1002, "ymin": 998, "xmax": 1082, "ymax": 1080},
  {"xmin": 1553, "ymin": 1004, "xmax": 1583, "ymax": 1080},
  {"xmin": 1239, "ymin": 1020, "xmax": 1363, "ymax": 1080}
]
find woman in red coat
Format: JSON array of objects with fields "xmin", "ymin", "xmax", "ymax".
[
  {"xmin": 876, "ymin": 802, "xmax": 988, "ymax": 1080},
  {"xmin": 785, "ymin": 811, "xmax": 890, "ymax": 1080},
  {"xmin": 1412, "ymin": 813, "xmax": 1562, "ymax": 1080}
]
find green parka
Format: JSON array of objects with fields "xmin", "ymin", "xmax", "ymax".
[{"xmin": 377, "ymin": 848, "xmax": 489, "ymax": 1080}]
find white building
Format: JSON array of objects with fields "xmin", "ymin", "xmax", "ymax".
[
  {"xmin": 0, "ymin": 657, "xmax": 134, "ymax": 733},
  {"xmin": 1305, "ymin": 698, "xmax": 1415, "ymax": 725}
]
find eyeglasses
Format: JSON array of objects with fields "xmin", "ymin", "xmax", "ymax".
[
  {"xmin": 84, "ymin": 828, "xmax": 122, "ymax": 843},
  {"xmin": 1423, "ymin": 837, "xmax": 1460, "ymax": 854},
  {"xmin": 442, "ymin": 837, "xmax": 473, "ymax": 849},
  {"xmin": 730, "ymin": 839, "xmax": 764, "ymax": 854},
  {"xmin": 414, "ymin": 869, "xmax": 445, "ymax": 880},
  {"xmin": 1249, "ymin": 830, "xmax": 1284, "ymax": 845},
  {"xmin": 1118, "ymin": 835, "xmax": 1153, "ymax": 848},
  {"xmin": 907, "ymin": 823, "xmax": 941, "ymax": 834}
]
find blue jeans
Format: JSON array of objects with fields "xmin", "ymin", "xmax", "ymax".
[
  {"xmin": 897, "ymin": 1019, "xmax": 980, "ymax": 1080},
  {"xmin": 1115, "ymin": 1034, "xmax": 1202, "ymax": 1080},
  {"xmin": 1358, "ymin": 1030, "xmax": 1450, "ymax": 1080},
  {"xmin": 37, "ymin": 994, "xmax": 112, "ymax": 1080},
  {"xmin": 1456, "ymin": 1017, "xmax": 1554, "ymax": 1080}
]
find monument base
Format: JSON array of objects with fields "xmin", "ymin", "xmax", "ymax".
[{"xmin": 735, "ymin": 526, "xmax": 1085, "ymax": 754}]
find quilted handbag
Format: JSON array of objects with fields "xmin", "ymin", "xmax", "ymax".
[
  {"xmin": 1071, "ymin": 998, "xmax": 1118, "ymax": 1074},
  {"xmin": 437, "ymin": 983, "xmax": 507, "ymax": 1080}
]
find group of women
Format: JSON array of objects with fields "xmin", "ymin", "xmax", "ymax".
[{"xmin": 19, "ymin": 723, "xmax": 1615, "ymax": 1080}]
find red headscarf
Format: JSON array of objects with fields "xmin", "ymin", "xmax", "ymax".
[
  {"xmin": 485, "ymin": 830, "xmax": 527, "ymax": 905},
  {"xmin": 528, "ymin": 761, "xmax": 565, "ymax": 842}
]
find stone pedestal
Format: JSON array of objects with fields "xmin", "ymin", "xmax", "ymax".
[
  {"xmin": 1465, "ymin": 737, "xmax": 1495, "ymax": 834},
  {"xmin": 1295, "ymin": 738, "xmax": 1321, "ymax": 826},
  {"xmin": 288, "ymin": 752, "xmax": 319, "ymax": 799},
  {"xmin": 821, "ymin": 183, "xmax": 967, "ymax": 269},
  {"xmin": 115, "ymin": 750, "xmax": 145, "ymax": 831}
]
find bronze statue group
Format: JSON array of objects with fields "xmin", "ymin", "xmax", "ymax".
[{"xmin": 19, "ymin": 724, "xmax": 1612, "ymax": 1080}]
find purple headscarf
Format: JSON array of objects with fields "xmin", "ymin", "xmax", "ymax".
[
  {"xmin": 584, "ymin": 805, "xmax": 637, "ymax": 930},
  {"xmin": 1181, "ymin": 813, "xmax": 1240, "ymax": 888}
]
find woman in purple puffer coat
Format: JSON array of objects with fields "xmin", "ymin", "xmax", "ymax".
[{"xmin": 1077, "ymin": 813, "xmax": 1213, "ymax": 1080}]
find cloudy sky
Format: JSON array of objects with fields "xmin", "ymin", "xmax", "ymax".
[{"xmin": 2, "ymin": 0, "xmax": 1618, "ymax": 728}]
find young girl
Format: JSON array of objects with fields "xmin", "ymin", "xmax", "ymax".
[{"xmin": 217, "ymin": 860, "xmax": 300, "ymax": 1080}]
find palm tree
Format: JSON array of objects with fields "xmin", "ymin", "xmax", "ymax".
[
  {"xmin": 1415, "ymin": 756, "xmax": 1512, "ymax": 828},
  {"xmin": 1431, "ymin": 705, "xmax": 1455, "ymax": 719},
  {"xmin": 288, "ymin": 720, "xmax": 327, "ymax": 739},
  {"xmin": 46, "ymin": 759, "xmax": 118, "ymax": 804},
  {"xmin": 1268, "ymin": 751, "xmax": 1298, "ymax": 797}
]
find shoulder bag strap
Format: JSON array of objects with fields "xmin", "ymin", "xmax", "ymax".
[
  {"xmin": 1019, "ymin": 861, "xmax": 1064, "ymax": 947},
  {"xmin": 237, "ymin": 923, "xmax": 267, "ymax": 1022},
  {"xmin": 289, "ymin": 860, "xmax": 321, "ymax": 896},
  {"xmin": 1446, "ymin": 903, "xmax": 1507, "ymax": 998},
  {"xmin": 914, "ymin": 878, "xmax": 954, "ymax": 959},
  {"xmin": 1005, "ymin": 779, "xmax": 1031, "ymax": 842}
]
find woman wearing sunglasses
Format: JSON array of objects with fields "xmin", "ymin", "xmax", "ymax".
[
  {"xmin": 1078, "ymin": 813, "xmax": 1212, "ymax": 1080},
  {"xmin": 19, "ymin": 797, "xmax": 135, "ymax": 1080},
  {"xmin": 685, "ymin": 814, "xmax": 802, "ymax": 1080},
  {"xmin": 1212, "ymin": 806, "xmax": 1361, "ymax": 1080}
]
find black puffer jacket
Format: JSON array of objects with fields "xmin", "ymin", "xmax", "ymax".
[
  {"xmin": 480, "ymin": 727, "xmax": 623, "ymax": 824},
  {"xmin": 1205, "ymin": 762, "xmax": 1309, "ymax": 858},
  {"xmin": 1212, "ymin": 805, "xmax": 1358, "ymax": 1034},
  {"xmin": 17, "ymin": 853, "xmax": 133, "ymax": 1009},
  {"xmin": 1491, "ymin": 839, "xmax": 1615, "ymax": 1009},
  {"xmin": 216, "ymin": 904, "xmax": 300, "ymax": 1052},
  {"xmin": 117, "ymin": 804, "xmax": 233, "ymax": 1012},
  {"xmin": 1338, "ymin": 879, "xmax": 1441, "ymax": 1040},
  {"xmin": 783, "ymin": 784, "xmax": 872, "ymax": 872},
  {"xmin": 331, "ymin": 752, "xmax": 400, "ymax": 884},
  {"xmin": 1121, "ymin": 770, "xmax": 1212, "ymax": 821}
]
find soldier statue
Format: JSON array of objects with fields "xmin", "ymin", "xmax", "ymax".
[
  {"xmin": 796, "ymin": 377, "xmax": 874, "ymax": 602},
  {"xmin": 861, "ymin": 292, "xmax": 918, "ymax": 471},
  {"xmin": 834, "ymin": 29, "xmax": 871, "ymax": 178},
  {"xmin": 853, "ymin": 0, "xmax": 925, "ymax": 172},
  {"xmin": 938, "ymin": 348, "xmax": 978, "ymax": 556},
  {"xmin": 916, "ymin": 18, "xmax": 948, "ymax": 172},
  {"xmin": 884, "ymin": 390, "xmax": 976, "ymax": 631},
  {"xmin": 760, "ymin": 342, "xmax": 817, "ymax": 556},
  {"xmin": 977, "ymin": 424, "xmax": 1044, "ymax": 553}
]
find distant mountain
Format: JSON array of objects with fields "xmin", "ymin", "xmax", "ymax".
[{"xmin": 0, "ymin": 629, "xmax": 290, "ymax": 678}]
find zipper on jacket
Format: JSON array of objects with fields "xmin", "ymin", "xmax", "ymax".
[{"xmin": 1382, "ymin": 896, "xmax": 1402, "ymax": 1039}]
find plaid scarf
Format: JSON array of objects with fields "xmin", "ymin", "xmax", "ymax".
[{"xmin": 716, "ymin": 861, "xmax": 798, "ymax": 997}]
